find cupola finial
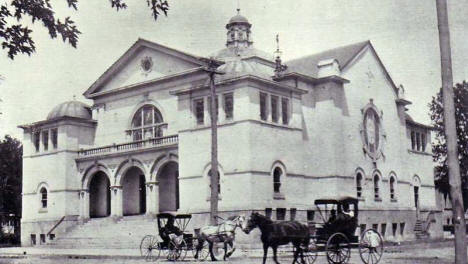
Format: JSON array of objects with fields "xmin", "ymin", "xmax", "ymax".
[{"xmin": 274, "ymin": 34, "xmax": 287, "ymax": 77}]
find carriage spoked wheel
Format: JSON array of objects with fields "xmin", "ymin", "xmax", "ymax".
[
  {"xmin": 303, "ymin": 238, "xmax": 318, "ymax": 264},
  {"xmin": 325, "ymin": 233, "xmax": 351, "ymax": 264},
  {"xmin": 192, "ymin": 239, "xmax": 210, "ymax": 260},
  {"xmin": 359, "ymin": 229, "xmax": 384, "ymax": 264},
  {"xmin": 167, "ymin": 240, "xmax": 187, "ymax": 261},
  {"xmin": 210, "ymin": 241, "xmax": 233, "ymax": 261},
  {"xmin": 139, "ymin": 235, "xmax": 161, "ymax": 262}
]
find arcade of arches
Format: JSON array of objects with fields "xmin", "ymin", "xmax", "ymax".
[{"xmin": 80, "ymin": 161, "xmax": 180, "ymax": 219}]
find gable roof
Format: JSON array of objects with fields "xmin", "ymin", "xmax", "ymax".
[
  {"xmin": 83, "ymin": 38, "xmax": 216, "ymax": 98},
  {"xmin": 285, "ymin": 41, "xmax": 369, "ymax": 78}
]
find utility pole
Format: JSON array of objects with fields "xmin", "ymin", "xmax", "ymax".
[
  {"xmin": 203, "ymin": 58, "xmax": 224, "ymax": 225},
  {"xmin": 435, "ymin": 1, "xmax": 467, "ymax": 263}
]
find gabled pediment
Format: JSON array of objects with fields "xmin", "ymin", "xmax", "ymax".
[{"xmin": 84, "ymin": 38, "xmax": 210, "ymax": 98}]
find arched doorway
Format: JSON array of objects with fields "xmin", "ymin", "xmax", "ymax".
[
  {"xmin": 157, "ymin": 162, "xmax": 179, "ymax": 212},
  {"xmin": 89, "ymin": 171, "xmax": 111, "ymax": 218},
  {"xmin": 122, "ymin": 167, "xmax": 146, "ymax": 216}
]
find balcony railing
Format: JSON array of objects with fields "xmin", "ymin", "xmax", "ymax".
[{"xmin": 78, "ymin": 134, "xmax": 178, "ymax": 157}]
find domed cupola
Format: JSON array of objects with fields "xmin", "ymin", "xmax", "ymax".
[
  {"xmin": 226, "ymin": 9, "xmax": 253, "ymax": 49},
  {"xmin": 47, "ymin": 100, "xmax": 92, "ymax": 120}
]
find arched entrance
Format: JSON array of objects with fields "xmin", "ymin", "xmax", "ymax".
[
  {"xmin": 89, "ymin": 171, "xmax": 111, "ymax": 218},
  {"xmin": 157, "ymin": 162, "xmax": 179, "ymax": 212},
  {"xmin": 122, "ymin": 167, "xmax": 146, "ymax": 216}
]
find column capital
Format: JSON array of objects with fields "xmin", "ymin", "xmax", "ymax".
[{"xmin": 146, "ymin": 181, "xmax": 159, "ymax": 186}]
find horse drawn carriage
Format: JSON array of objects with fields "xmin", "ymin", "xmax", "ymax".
[
  {"xmin": 139, "ymin": 212, "xmax": 245, "ymax": 262},
  {"xmin": 139, "ymin": 212, "xmax": 210, "ymax": 261},
  {"xmin": 243, "ymin": 196, "xmax": 384, "ymax": 264},
  {"xmin": 309, "ymin": 196, "xmax": 384, "ymax": 264}
]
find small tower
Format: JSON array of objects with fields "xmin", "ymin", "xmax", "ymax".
[{"xmin": 226, "ymin": 9, "xmax": 253, "ymax": 48}]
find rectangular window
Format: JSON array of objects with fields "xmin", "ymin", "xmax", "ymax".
[
  {"xmin": 400, "ymin": 222, "xmax": 405, "ymax": 236},
  {"xmin": 208, "ymin": 96, "xmax": 219, "ymax": 121},
  {"xmin": 224, "ymin": 93, "xmax": 234, "ymax": 120},
  {"xmin": 392, "ymin": 223, "xmax": 398, "ymax": 237},
  {"xmin": 271, "ymin": 96, "xmax": 279, "ymax": 123},
  {"xmin": 372, "ymin": 223, "xmax": 378, "ymax": 230},
  {"xmin": 421, "ymin": 133, "xmax": 426, "ymax": 152},
  {"xmin": 276, "ymin": 208, "xmax": 286, "ymax": 220},
  {"xmin": 194, "ymin": 99, "xmax": 204, "ymax": 125},
  {"xmin": 42, "ymin": 130, "xmax": 49, "ymax": 151},
  {"xmin": 416, "ymin": 132, "xmax": 421, "ymax": 151},
  {"xmin": 34, "ymin": 132, "xmax": 40, "ymax": 152},
  {"xmin": 307, "ymin": 210, "xmax": 315, "ymax": 221},
  {"xmin": 30, "ymin": 234, "xmax": 36, "ymax": 246},
  {"xmin": 290, "ymin": 208, "xmax": 297, "ymax": 221},
  {"xmin": 381, "ymin": 223, "xmax": 387, "ymax": 237},
  {"xmin": 260, "ymin": 92, "xmax": 267, "ymax": 121},
  {"xmin": 40, "ymin": 234, "xmax": 46, "ymax": 244},
  {"xmin": 49, "ymin": 234, "xmax": 55, "ymax": 240},
  {"xmin": 410, "ymin": 131, "xmax": 415, "ymax": 150},
  {"xmin": 51, "ymin": 128, "xmax": 58, "ymax": 149},
  {"xmin": 281, "ymin": 98, "xmax": 289, "ymax": 125},
  {"xmin": 265, "ymin": 208, "xmax": 273, "ymax": 219}
]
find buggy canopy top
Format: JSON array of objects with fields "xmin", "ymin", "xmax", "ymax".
[{"xmin": 314, "ymin": 196, "xmax": 359, "ymax": 205}]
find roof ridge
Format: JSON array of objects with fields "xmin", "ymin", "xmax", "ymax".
[{"xmin": 286, "ymin": 40, "xmax": 370, "ymax": 64}]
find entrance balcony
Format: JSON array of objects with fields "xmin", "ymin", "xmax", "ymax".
[{"xmin": 76, "ymin": 134, "xmax": 178, "ymax": 159}]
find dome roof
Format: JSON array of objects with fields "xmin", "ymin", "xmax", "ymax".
[
  {"xmin": 228, "ymin": 14, "xmax": 250, "ymax": 24},
  {"xmin": 227, "ymin": 9, "xmax": 250, "ymax": 25},
  {"xmin": 47, "ymin": 100, "xmax": 92, "ymax": 120}
]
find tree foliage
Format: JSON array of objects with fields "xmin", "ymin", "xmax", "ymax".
[
  {"xmin": 0, "ymin": 135, "xmax": 22, "ymax": 216},
  {"xmin": 430, "ymin": 81, "xmax": 468, "ymax": 208},
  {"xmin": 0, "ymin": 0, "xmax": 169, "ymax": 59}
]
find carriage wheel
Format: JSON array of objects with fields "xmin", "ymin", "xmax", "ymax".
[
  {"xmin": 139, "ymin": 235, "xmax": 161, "ymax": 262},
  {"xmin": 167, "ymin": 239, "xmax": 186, "ymax": 261},
  {"xmin": 192, "ymin": 239, "xmax": 210, "ymax": 260},
  {"xmin": 359, "ymin": 229, "xmax": 384, "ymax": 264},
  {"xmin": 303, "ymin": 238, "xmax": 318, "ymax": 264},
  {"xmin": 210, "ymin": 242, "xmax": 230, "ymax": 261},
  {"xmin": 325, "ymin": 233, "xmax": 351, "ymax": 264}
]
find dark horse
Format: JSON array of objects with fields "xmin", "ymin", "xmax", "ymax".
[{"xmin": 243, "ymin": 212, "xmax": 309, "ymax": 264}]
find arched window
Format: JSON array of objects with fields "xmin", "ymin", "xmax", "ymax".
[
  {"xmin": 356, "ymin": 173, "xmax": 363, "ymax": 198},
  {"xmin": 373, "ymin": 174, "xmax": 380, "ymax": 200},
  {"xmin": 130, "ymin": 105, "xmax": 164, "ymax": 141},
  {"xmin": 40, "ymin": 188, "xmax": 48, "ymax": 208},
  {"xmin": 273, "ymin": 167, "xmax": 282, "ymax": 193},
  {"xmin": 390, "ymin": 175, "xmax": 396, "ymax": 200}
]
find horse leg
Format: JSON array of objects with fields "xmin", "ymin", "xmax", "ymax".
[
  {"xmin": 209, "ymin": 241, "xmax": 217, "ymax": 261},
  {"xmin": 262, "ymin": 244, "xmax": 269, "ymax": 264},
  {"xmin": 226, "ymin": 240, "xmax": 235, "ymax": 258},
  {"xmin": 292, "ymin": 242, "xmax": 299, "ymax": 264},
  {"xmin": 194, "ymin": 237, "xmax": 202, "ymax": 259},
  {"xmin": 272, "ymin": 245, "xmax": 281, "ymax": 264}
]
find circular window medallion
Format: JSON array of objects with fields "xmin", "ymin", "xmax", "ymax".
[
  {"xmin": 140, "ymin": 56, "xmax": 153, "ymax": 73},
  {"xmin": 360, "ymin": 100, "xmax": 386, "ymax": 161}
]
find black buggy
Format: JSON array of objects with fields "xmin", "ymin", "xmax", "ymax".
[
  {"xmin": 305, "ymin": 196, "xmax": 384, "ymax": 264},
  {"xmin": 139, "ymin": 212, "xmax": 209, "ymax": 262}
]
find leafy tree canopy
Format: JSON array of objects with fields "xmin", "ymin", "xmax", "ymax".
[
  {"xmin": 430, "ymin": 81, "xmax": 468, "ymax": 209},
  {"xmin": 0, "ymin": 0, "xmax": 169, "ymax": 59},
  {"xmin": 0, "ymin": 135, "xmax": 22, "ymax": 216}
]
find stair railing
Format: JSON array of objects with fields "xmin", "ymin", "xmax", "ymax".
[{"xmin": 47, "ymin": 216, "xmax": 66, "ymax": 237}]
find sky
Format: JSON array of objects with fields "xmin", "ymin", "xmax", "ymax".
[{"xmin": 1, "ymin": 0, "xmax": 468, "ymax": 140}]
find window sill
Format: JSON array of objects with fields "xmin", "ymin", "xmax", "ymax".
[
  {"xmin": 374, "ymin": 197, "xmax": 382, "ymax": 202},
  {"xmin": 206, "ymin": 196, "xmax": 222, "ymax": 201},
  {"xmin": 390, "ymin": 199, "xmax": 398, "ymax": 203},
  {"xmin": 273, "ymin": 192, "xmax": 285, "ymax": 200}
]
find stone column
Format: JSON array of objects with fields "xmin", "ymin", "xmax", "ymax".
[
  {"xmin": 79, "ymin": 190, "xmax": 90, "ymax": 220},
  {"xmin": 110, "ymin": 186, "xmax": 123, "ymax": 218},
  {"xmin": 146, "ymin": 181, "xmax": 159, "ymax": 216}
]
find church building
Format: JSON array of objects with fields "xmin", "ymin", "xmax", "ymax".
[{"xmin": 19, "ymin": 10, "xmax": 442, "ymax": 247}]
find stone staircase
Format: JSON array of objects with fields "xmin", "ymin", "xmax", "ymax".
[
  {"xmin": 48, "ymin": 215, "xmax": 159, "ymax": 249},
  {"xmin": 414, "ymin": 219, "xmax": 429, "ymax": 239}
]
